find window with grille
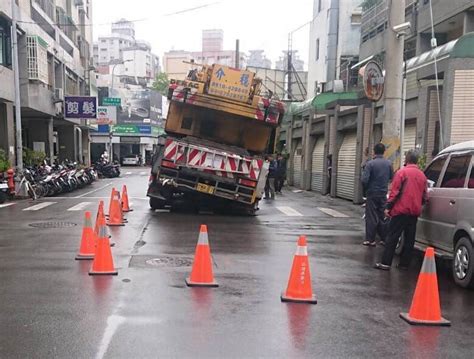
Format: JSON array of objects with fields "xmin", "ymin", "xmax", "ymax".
[{"xmin": 26, "ymin": 35, "xmax": 49, "ymax": 84}]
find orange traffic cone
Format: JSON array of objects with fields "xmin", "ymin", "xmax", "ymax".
[
  {"xmin": 94, "ymin": 200, "xmax": 105, "ymax": 238},
  {"xmin": 75, "ymin": 211, "xmax": 95, "ymax": 260},
  {"xmin": 89, "ymin": 219, "xmax": 118, "ymax": 275},
  {"xmin": 107, "ymin": 189, "xmax": 125, "ymax": 226},
  {"xmin": 281, "ymin": 236, "xmax": 317, "ymax": 304},
  {"xmin": 185, "ymin": 225, "xmax": 218, "ymax": 287},
  {"xmin": 400, "ymin": 247, "xmax": 450, "ymax": 326},
  {"xmin": 121, "ymin": 185, "xmax": 133, "ymax": 212}
]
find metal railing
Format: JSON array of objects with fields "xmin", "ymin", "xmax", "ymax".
[{"xmin": 33, "ymin": 0, "xmax": 55, "ymax": 20}]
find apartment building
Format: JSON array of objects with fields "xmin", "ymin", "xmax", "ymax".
[{"xmin": 0, "ymin": 0, "xmax": 96, "ymax": 166}]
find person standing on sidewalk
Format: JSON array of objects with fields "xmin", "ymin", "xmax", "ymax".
[
  {"xmin": 361, "ymin": 143, "xmax": 393, "ymax": 246},
  {"xmin": 374, "ymin": 150, "xmax": 428, "ymax": 270},
  {"xmin": 264, "ymin": 155, "xmax": 276, "ymax": 200},
  {"xmin": 275, "ymin": 153, "xmax": 286, "ymax": 194}
]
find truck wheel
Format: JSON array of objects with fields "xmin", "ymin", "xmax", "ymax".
[
  {"xmin": 149, "ymin": 197, "xmax": 166, "ymax": 210},
  {"xmin": 0, "ymin": 191, "xmax": 6, "ymax": 204},
  {"xmin": 245, "ymin": 202, "xmax": 259, "ymax": 216},
  {"xmin": 452, "ymin": 237, "xmax": 474, "ymax": 288}
]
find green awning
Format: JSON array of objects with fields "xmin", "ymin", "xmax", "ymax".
[{"xmin": 289, "ymin": 92, "xmax": 359, "ymax": 116}]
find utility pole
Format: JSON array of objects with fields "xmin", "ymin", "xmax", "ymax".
[
  {"xmin": 383, "ymin": 0, "xmax": 406, "ymax": 169},
  {"xmin": 235, "ymin": 39, "xmax": 240, "ymax": 69},
  {"xmin": 11, "ymin": 0, "xmax": 23, "ymax": 170}
]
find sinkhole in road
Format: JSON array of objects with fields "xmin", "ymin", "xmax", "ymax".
[{"xmin": 28, "ymin": 221, "xmax": 77, "ymax": 229}]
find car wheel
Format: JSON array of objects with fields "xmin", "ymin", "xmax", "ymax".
[
  {"xmin": 0, "ymin": 191, "xmax": 7, "ymax": 204},
  {"xmin": 395, "ymin": 233, "xmax": 405, "ymax": 255},
  {"xmin": 452, "ymin": 237, "xmax": 474, "ymax": 289}
]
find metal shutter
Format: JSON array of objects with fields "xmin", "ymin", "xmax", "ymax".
[
  {"xmin": 311, "ymin": 138, "xmax": 325, "ymax": 192},
  {"xmin": 451, "ymin": 70, "xmax": 474, "ymax": 145},
  {"xmin": 403, "ymin": 123, "xmax": 417, "ymax": 159},
  {"xmin": 293, "ymin": 143, "xmax": 302, "ymax": 188},
  {"xmin": 336, "ymin": 132, "xmax": 357, "ymax": 200}
]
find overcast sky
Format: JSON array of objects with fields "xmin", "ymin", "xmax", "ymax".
[{"xmin": 92, "ymin": 0, "xmax": 313, "ymax": 69}]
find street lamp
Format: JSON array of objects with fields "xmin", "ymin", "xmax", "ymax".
[{"xmin": 109, "ymin": 59, "xmax": 132, "ymax": 163}]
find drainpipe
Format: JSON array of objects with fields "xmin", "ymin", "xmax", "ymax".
[
  {"xmin": 75, "ymin": 127, "xmax": 82, "ymax": 164},
  {"xmin": 326, "ymin": 0, "xmax": 340, "ymax": 84}
]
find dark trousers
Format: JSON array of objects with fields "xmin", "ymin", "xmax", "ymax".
[
  {"xmin": 381, "ymin": 215, "xmax": 418, "ymax": 267},
  {"xmin": 275, "ymin": 176, "xmax": 285, "ymax": 192},
  {"xmin": 365, "ymin": 196, "xmax": 387, "ymax": 242},
  {"xmin": 265, "ymin": 178, "xmax": 275, "ymax": 199}
]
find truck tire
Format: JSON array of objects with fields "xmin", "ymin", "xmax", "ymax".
[
  {"xmin": 452, "ymin": 237, "xmax": 474, "ymax": 289},
  {"xmin": 149, "ymin": 197, "xmax": 166, "ymax": 210}
]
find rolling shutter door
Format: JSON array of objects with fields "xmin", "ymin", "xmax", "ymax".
[
  {"xmin": 451, "ymin": 70, "xmax": 474, "ymax": 145},
  {"xmin": 403, "ymin": 123, "xmax": 416, "ymax": 160},
  {"xmin": 293, "ymin": 144, "xmax": 302, "ymax": 188},
  {"xmin": 336, "ymin": 133, "xmax": 357, "ymax": 200},
  {"xmin": 311, "ymin": 138, "xmax": 325, "ymax": 192}
]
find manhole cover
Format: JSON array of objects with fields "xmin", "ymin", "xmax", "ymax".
[
  {"xmin": 145, "ymin": 256, "xmax": 193, "ymax": 268},
  {"xmin": 29, "ymin": 221, "xmax": 77, "ymax": 229}
]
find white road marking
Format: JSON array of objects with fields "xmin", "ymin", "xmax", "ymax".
[
  {"xmin": 74, "ymin": 183, "xmax": 112, "ymax": 198},
  {"xmin": 95, "ymin": 315, "xmax": 125, "ymax": 359},
  {"xmin": 318, "ymin": 207, "xmax": 349, "ymax": 218},
  {"xmin": 67, "ymin": 202, "xmax": 93, "ymax": 211},
  {"xmin": 23, "ymin": 202, "xmax": 56, "ymax": 211},
  {"xmin": 125, "ymin": 172, "xmax": 132, "ymax": 175},
  {"xmin": 0, "ymin": 203, "xmax": 15, "ymax": 208},
  {"xmin": 139, "ymin": 171, "xmax": 147, "ymax": 176},
  {"xmin": 276, "ymin": 206, "xmax": 303, "ymax": 217}
]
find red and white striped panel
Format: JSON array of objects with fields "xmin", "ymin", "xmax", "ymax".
[
  {"xmin": 249, "ymin": 159, "xmax": 263, "ymax": 180},
  {"xmin": 164, "ymin": 139, "xmax": 178, "ymax": 160},
  {"xmin": 175, "ymin": 144, "xmax": 187, "ymax": 164}
]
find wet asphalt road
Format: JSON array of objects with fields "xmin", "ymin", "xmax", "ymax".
[{"xmin": 1, "ymin": 167, "xmax": 473, "ymax": 358}]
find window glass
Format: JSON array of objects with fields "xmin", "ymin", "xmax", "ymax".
[
  {"xmin": 441, "ymin": 155, "xmax": 471, "ymax": 188},
  {"xmin": 424, "ymin": 156, "xmax": 446, "ymax": 185},
  {"xmin": 468, "ymin": 160, "xmax": 474, "ymax": 189}
]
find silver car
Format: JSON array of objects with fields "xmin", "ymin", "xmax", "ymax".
[{"xmin": 409, "ymin": 140, "xmax": 474, "ymax": 288}]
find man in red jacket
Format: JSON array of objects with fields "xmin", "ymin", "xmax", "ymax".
[{"xmin": 374, "ymin": 150, "xmax": 428, "ymax": 270}]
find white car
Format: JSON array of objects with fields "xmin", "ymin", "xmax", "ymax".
[{"xmin": 122, "ymin": 154, "xmax": 141, "ymax": 166}]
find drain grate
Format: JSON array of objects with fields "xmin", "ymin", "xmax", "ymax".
[{"xmin": 29, "ymin": 221, "xmax": 77, "ymax": 229}]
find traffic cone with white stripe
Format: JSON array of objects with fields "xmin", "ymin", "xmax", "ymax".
[
  {"xmin": 107, "ymin": 189, "xmax": 125, "ymax": 226},
  {"xmin": 121, "ymin": 185, "xmax": 132, "ymax": 212},
  {"xmin": 94, "ymin": 200, "xmax": 105, "ymax": 239},
  {"xmin": 89, "ymin": 216, "xmax": 118, "ymax": 276},
  {"xmin": 75, "ymin": 211, "xmax": 95, "ymax": 260},
  {"xmin": 185, "ymin": 225, "xmax": 218, "ymax": 287},
  {"xmin": 281, "ymin": 236, "xmax": 317, "ymax": 304},
  {"xmin": 400, "ymin": 247, "xmax": 450, "ymax": 326}
]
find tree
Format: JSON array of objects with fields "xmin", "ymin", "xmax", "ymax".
[{"xmin": 152, "ymin": 73, "xmax": 170, "ymax": 96}]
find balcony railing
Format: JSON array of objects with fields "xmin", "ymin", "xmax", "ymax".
[{"xmin": 33, "ymin": 0, "xmax": 55, "ymax": 20}]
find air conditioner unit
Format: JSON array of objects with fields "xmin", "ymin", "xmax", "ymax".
[{"xmin": 54, "ymin": 88, "xmax": 64, "ymax": 101}]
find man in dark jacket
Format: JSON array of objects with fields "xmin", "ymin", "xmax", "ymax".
[
  {"xmin": 361, "ymin": 143, "xmax": 393, "ymax": 246},
  {"xmin": 275, "ymin": 154, "xmax": 286, "ymax": 194},
  {"xmin": 374, "ymin": 150, "xmax": 428, "ymax": 270}
]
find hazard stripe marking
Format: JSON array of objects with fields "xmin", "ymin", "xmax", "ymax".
[
  {"xmin": 276, "ymin": 206, "xmax": 303, "ymax": 217},
  {"xmin": 318, "ymin": 208, "xmax": 349, "ymax": 218},
  {"xmin": 23, "ymin": 202, "xmax": 56, "ymax": 211},
  {"xmin": 67, "ymin": 202, "xmax": 93, "ymax": 211}
]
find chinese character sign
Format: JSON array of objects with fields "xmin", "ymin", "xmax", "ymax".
[
  {"xmin": 208, "ymin": 65, "xmax": 254, "ymax": 103},
  {"xmin": 64, "ymin": 96, "xmax": 97, "ymax": 119}
]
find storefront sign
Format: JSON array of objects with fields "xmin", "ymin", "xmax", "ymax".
[
  {"xmin": 95, "ymin": 106, "xmax": 117, "ymax": 125},
  {"xmin": 102, "ymin": 97, "xmax": 121, "ymax": 106},
  {"xmin": 112, "ymin": 124, "xmax": 152, "ymax": 135},
  {"xmin": 64, "ymin": 96, "xmax": 97, "ymax": 119}
]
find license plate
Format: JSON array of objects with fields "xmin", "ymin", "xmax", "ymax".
[
  {"xmin": 0, "ymin": 183, "xmax": 8, "ymax": 189},
  {"xmin": 196, "ymin": 183, "xmax": 214, "ymax": 194}
]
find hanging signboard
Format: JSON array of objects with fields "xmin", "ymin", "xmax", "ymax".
[{"xmin": 362, "ymin": 61, "xmax": 384, "ymax": 102}]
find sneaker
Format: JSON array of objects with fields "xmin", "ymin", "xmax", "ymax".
[
  {"xmin": 374, "ymin": 263, "xmax": 391, "ymax": 271},
  {"xmin": 362, "ymin": 241, "xmax": 376, "ymax": 247}
]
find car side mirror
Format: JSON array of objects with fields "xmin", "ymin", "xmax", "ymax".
[{"xmin": 427, "ymin": 179, "xmax": 435, "ymax": 189}]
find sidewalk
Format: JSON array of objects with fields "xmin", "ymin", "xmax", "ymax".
[{"xmin": 284, "ymin": 186, "xmax": 365, "ymax": 219}]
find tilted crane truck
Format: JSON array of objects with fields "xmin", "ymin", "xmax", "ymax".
[{"xmin": 147, "ymin": 64, "xmax": 285, "ymax": 215}]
